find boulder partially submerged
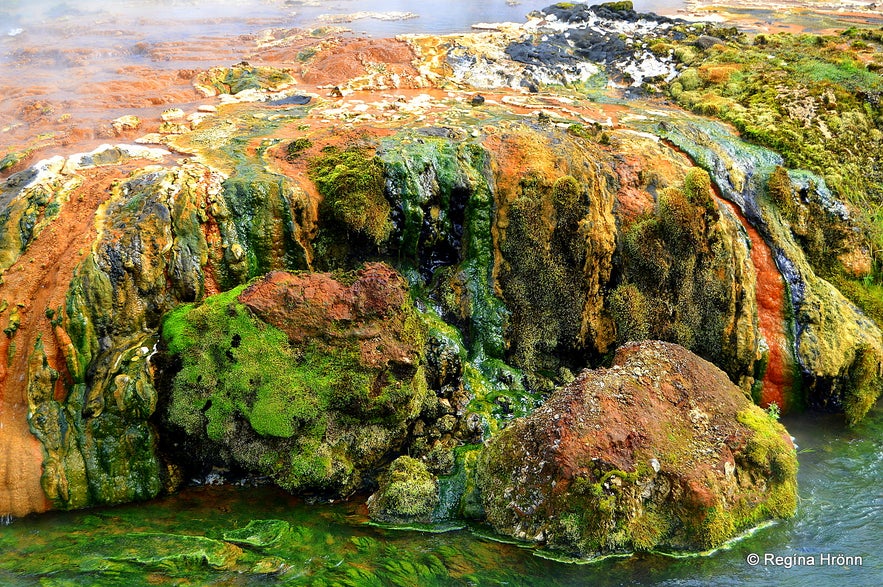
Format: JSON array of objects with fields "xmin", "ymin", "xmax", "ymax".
[{"xmin": 475, "ymin": 341, "xmax": 797, "ymax": 557}]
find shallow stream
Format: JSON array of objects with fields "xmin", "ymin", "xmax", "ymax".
[{"xmin": 0, "ymin": 404, "xmax": 879, "ymax": 585}]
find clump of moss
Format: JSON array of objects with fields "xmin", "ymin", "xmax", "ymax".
[
  {"xmin": 845, "ymin": 346, "xmax": 883, "ymax": 426},
  {"xmin": 498, "ymin": 172, "xmax": 594, "ymax": 381},
  {"xmin": 767, "ymin": 165, "xmax": 797, "ymax": 218},
  {"xmin": 367, "ymin": 456, "xmax": 440, "ymax": 524},
  {"xmin": 600, "ymin": 1, "xmax": 633, "ymax": 11},
  {"xmin": 737, "ymin": 406, "xmax": 798, "ymax": 484},
  {"xmin": 610, "ymin": 169, "xmax": 760, "ymax": 383},
  {"xmin": 160, "ymin": 270, "xmax": 428, "ymax": 496},
  {"xmin": 309, "ymin": 145, "xmax": 392, "ymax": 251},
  {"xmin": 285, "ymin": 138, "xmax": 313, "ymax": 162},
  {"xmin": 608, "ymin": 284, "xmax": 650, "ymax": 342}
]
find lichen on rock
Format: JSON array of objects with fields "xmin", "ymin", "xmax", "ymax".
[{"xmin": 474, "ymin": 341, "xmax": 797, "ymax": 557}]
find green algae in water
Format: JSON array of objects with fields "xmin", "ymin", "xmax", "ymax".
[
  {"xmin": 223, "ymin": 519, "xmax": 292, "ymax": 547},
  {"xmin": 2, "ymin": 403, "xmax": 883, "ymax": 587}
]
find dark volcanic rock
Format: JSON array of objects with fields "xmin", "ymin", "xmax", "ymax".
[{"xmin": 475, "ymin": 341, "xmax": 797, "ymax": 557}]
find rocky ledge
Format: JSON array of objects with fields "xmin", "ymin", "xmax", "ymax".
[{"xmin": 1, "ymin": 1, "xmax": 881, "ymax": 561}]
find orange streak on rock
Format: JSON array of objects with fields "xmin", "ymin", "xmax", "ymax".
[
  {"xmin": 723, "ymin": 202, "xmax": 793, "ymax": 410},
  {"xmin": 0, "ymin": 167, "xmax": 128, "ymax": 517}
]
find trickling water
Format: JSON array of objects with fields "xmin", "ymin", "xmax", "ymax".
[{"xmin": 722, "ymin": 201, "xmax": 794, "ymax": 410}]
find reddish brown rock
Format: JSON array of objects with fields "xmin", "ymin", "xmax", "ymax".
[
  {"xmin": 475, "ymin": 340, "xmax": 797, "ymax": 557},
  {"xmin": 237, "ymin": 263, "xmax": 418, "ymax": 369}
]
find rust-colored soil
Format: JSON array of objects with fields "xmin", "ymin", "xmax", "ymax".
[
  {"xmin": 0, "ymin": 166, "xmax": 130, "ymax": 516},
  {"xmin": 298, "ymin": 37, "xmax": 421, "ymax": 87}
]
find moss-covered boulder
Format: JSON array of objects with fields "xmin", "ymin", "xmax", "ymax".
[
  {"xmin": 159, "ymin": 263, "xmax": 430, "ymax": 497},
  {"xmin": 475, "ymin": 340, "xmax": 797, "ymax": 557},
  {"xmin": 367, "ymin": 456, "xmax": 439, "ymax": 524}
]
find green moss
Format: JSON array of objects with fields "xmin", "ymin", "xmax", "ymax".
[
  {"xmin": 678, "ymin": 69, "xmax": 702, "ymax": 91},
  {"xmin": 600, "ymin": 1, "xmax": 633, "ymax": 10},
  {"xmin": 699, "ymin": 506, "xmax": 736, "ymax": 550},
  {"xmin": 310, "ymin": 145, "xmax": 391, "ymax": 247},
  {"xmin": 614, "ymin": 171, "xmax": 745, "ymax": 379},
  {"xmin": 498, "ymin": 171, "xmax": 594, "ymax": 379},
  {"xmin": 845, "ymin": 346, "xmax": 883, "ymax": 426},
  {"xmin": 285, "ymin": 138, "xmax": 313, "ymax": 162},
  {"xmin": 369, "ymin": 456, "xmax": 439, "ymax": 523},
  {"xmin": 682, "ymin": 168, "xmax": 717, "ymax": 218},
  {"xmin": 628, "ymin": 509, "xmax": 668, "ymax": 552},
  {"xmin": 162, "ymin": 270, "xmax": 428, "ymax": 495},
  {"xmin": 736, "ymin": 406, "xmax": 799, "ymax": 483},
  {"xmin": 767, "ymin": 165, "xmax": 797, "ymax": 218}
]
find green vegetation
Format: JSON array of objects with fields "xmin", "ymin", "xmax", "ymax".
[
  {"xmin": 309, "ymin": 145, "xmax": 392, "ymax": 264},
  {"xmin": 378, "ymin": 135, "xmax": 465, "ymax": 277},
  {"xmin": 610, "ymin": 169, "xmax": 753, "ymax": 381},
  {"xmin": 600, "ymin": 1, "xmax": 633, "ymax": 11},
  {"xmin": 368, "ymin": 456, "xmax": 439, "ymax": 523},
  {"xmin": 663, "ymin": 27, "xmax": 883, "ymax": 309},
  {"xmin": 223, "ymin": 159, "xmax": 309, "ymax": 280},
  {"xmin": 500, "ymin": 172, "xmax": 593, "ymax": 383},
  {"xmin": 161, "ymin": 273, "xmax": 429, "ymax": 495},
  {"xmin": 285, "ymin": 138, "xmax": 313, "ymax": 161},
  {"xmin": 737, "ymin": 406, "xmax": 798, "ymax": 484},
  {"xmin": 846, "ymin": 346, "xmax": 883, "ymax": 426}
]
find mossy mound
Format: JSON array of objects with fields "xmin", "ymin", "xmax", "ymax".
[
  {"xmin": 159, "ymin": 263, "xmax": 429, "ymax": 497},
  {"xmin": 475, "ymin": 341, "xmax": 797, "ymax": 558},
  {"xmin": 194, "ymin": 63, "xmax": 295, "ymax": 96},
  {"xmin": 367, "ymin": 456, "xmax": 439, "ymax": 524}
]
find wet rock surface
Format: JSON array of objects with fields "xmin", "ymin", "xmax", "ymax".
[
  {"xmin": 0, "ymin": 5, "xmax": 880, "ymax": 563},
  {"xmin": 159, "ymin": 263, "xmax": 428, "ymax": 498},
  {"xmin": 475, "ymin": 341, "xmax": 798, "ymax": 556},
  {"xmin": 367, "ymin": 455, "xmax": 439, "ymax": 524}
]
